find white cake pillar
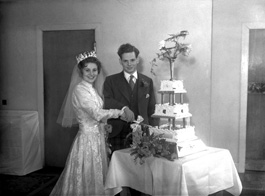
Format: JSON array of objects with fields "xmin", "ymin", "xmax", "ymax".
[{"xmin": 169, "ymin": 60, "xmax": 175, "ymax": 81}]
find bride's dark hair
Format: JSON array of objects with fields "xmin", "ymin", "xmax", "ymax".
[{"xmin": 78, "ymin": 57, "xmax": 102, "ymax": 74}]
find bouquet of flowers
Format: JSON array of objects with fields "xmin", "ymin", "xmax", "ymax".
[
  {"xmin": 151, "ymin": 30, "xmax": 192, "ymax": 80},
  {"xmin": 125, "ymin": 117, "xmax": 177, "ymax": 164}
]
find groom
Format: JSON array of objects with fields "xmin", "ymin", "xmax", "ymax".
[{"xmin": 103, "ymin": 43, "xmax": 159, "ymax": 152}]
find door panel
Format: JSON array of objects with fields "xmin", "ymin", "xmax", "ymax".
[
  {"xmin": 246, "ymin": 29, "xmax": 265, "ymax": 171},
  {"xmin": 43, "ymin": 30, "xmax": 95, "ymax": 167}
]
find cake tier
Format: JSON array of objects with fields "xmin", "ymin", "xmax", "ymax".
[
  {"xmin": 153, "ymin": 103, "xmax": 190, "ymax": 117},
  {"xmin": 149, "ymin": 126, "xmax": 207, "ymax": 158},
  {"xmin": 149, "ymin": 126, "xmax": 197, "ymax": 142},
  {"xmin": 158, "ymin": 89, "xmax": 187, "ymax": 94},
  {"xmin": 160, "ymin": 80, "xmax": 185, "ymax": 92},
  {"xmin": 166, "ymin": 138, "xmax": 207, "ymax": 158}
]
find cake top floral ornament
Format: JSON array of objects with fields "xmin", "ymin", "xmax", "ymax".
[{"xmin": 151, "ymin": 30, "xmax": 192, "ymax": 80}]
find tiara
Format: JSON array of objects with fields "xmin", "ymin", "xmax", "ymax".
[{"xmin": 76, "ymin": 51, "xmax": 97, "ymax": 64}]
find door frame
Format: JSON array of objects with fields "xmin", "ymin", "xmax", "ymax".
[
  {"xmin": 36, "ymin": 23, "xmax": 101, "ymax": 165},
  {"xmin": 240, "ymin": 22, "xmax": 265, "ymax": 172}
]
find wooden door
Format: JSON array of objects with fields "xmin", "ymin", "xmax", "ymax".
[
  {"xmin": 43, "ymin": 30, "xmax": 95, "ymax": 167},
  {"xmin": 245, "ymin": 29, "xmax": 265, "ymax": 171}
]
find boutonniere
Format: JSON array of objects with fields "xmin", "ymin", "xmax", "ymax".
[
  {"xmin": 146, "ymin": 94, "xmax": 150, "ymax": 98},
  {"xmin": 140, "ymin": 79, "xmax": 149, "ymax": 88}
]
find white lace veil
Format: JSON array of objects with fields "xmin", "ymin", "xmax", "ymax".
[
  {"xmin": 57, "ymin": 50, "xmax": 99, "ymax": 127},
  {"xmin": 56, "ymin": 64, "xmax": 82, "ymax": 127}
]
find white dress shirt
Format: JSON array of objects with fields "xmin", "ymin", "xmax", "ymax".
[{"xmin": 124, "ymin": 71, "xmax": 137, "ymax": 84}]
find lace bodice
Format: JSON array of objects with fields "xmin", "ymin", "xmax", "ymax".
[{"xmin": 72, "ymin": 80, "xmax": 121, "ymax": 131}]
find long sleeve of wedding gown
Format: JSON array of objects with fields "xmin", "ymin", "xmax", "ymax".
[{"xmin": 72, "ymin": 83, "xmax": 122, "ymax": 123}]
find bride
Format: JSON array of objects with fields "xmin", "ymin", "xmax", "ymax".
[{"xmin": 50, "ymin": 51, "xmax": 125, "ymax": 196}]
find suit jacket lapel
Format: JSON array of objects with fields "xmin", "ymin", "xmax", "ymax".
[
  {"xmin": 137, "ymin": 73, "xmax": 148, "ymax": 101},
  {"xmin": 116, "ymin": 72, "xmax": 131, "ymax": 102}
]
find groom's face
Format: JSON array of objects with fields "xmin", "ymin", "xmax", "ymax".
[{"xmin": 119, "ymin": 52, "xmax": 139, "ymax": 74}]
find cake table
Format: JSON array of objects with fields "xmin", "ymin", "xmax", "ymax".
[{"xmin": 105, "ymin": 147, "xmax": 242, "ymax": 196}]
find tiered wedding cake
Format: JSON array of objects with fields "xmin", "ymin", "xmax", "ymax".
[
  {"xmin": 150, "ymin": 80, "xmax": 207, "ymax": 158},
  {"xmin": 129, "ymin": 31, "xmax": 206, "ymax": 163}
]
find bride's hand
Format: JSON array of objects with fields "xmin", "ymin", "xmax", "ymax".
[
  {"xmin": 122, "ymin": 107, "xmax": 135, "ymax": 122},
  {"xmin": 120, "ymin": 110, "xmax": 127, "ymax": 122}
]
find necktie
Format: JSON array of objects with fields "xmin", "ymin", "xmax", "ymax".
[{"xmin": 129, "ymin": 75, "xmax": 135, "ymax": 90}]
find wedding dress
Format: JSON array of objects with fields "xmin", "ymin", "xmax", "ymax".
[{"xmin": 50, "ymin": 80, "xmax": 121, "ymax": 196}]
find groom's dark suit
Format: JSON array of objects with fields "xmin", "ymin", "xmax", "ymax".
[{"xmin": 103, "ymin": 71, "xmax": 159, "ymax": 151}]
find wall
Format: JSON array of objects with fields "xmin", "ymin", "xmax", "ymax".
[
  {"xmin": 211, "ymin": 0, "xmax": 265, "ymax": 172},
  {"xmin": 1, "ymin": 0, "xmax": 213, "ymax": 166}
]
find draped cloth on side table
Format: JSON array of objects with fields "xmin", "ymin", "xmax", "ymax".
[{"xmin": 0, "ymin": 110, "xmax": 42, "ymax": 175}]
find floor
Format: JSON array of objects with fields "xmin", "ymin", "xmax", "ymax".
[
  {"xmin": 239, "ymin": 170, "xmax": 265, "ymax": 196},
  {"xmin": 31, "ymin": 167, "xmax": 63, "ymax": 196},
  {"xmin": 2, "ymin": 167, "xmax": 265, "ymax": 196}
]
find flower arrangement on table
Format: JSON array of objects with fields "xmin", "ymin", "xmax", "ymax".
[
  {"xmin": 151, "ymin": 30, "xmax": 192, "ymax": 80},
  {"xmin": 125, "ymin": 116, "xmax": 178, "ymax": 165}
]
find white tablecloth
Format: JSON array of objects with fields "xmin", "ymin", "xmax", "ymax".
[{"xmin": 105, "ymin": 147, "xmax": 242, "ymax": 196}]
